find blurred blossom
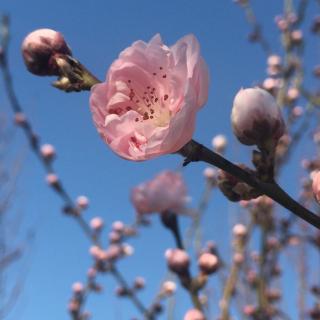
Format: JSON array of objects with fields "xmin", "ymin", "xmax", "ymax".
[
  {"xmin": 46, "ymin": 173, "xmax": 59, "ymax": 186},
  {"xmin": 211, "ymin": 134, "xmax": 227, "ymax": 153},
  {"xmin": 184, "ymin": 309, "xmax": 205, "ymax": 320},
  {"xmin": 290, "ymin": 29, "xmax": 303, "ymax": 44},
  {"xmin": 90, "ymin": 34, "xmax": 209, "ymax": 161},
  {"xmin": 90, "ymin": 217, "xmax": 104, "ymax": 231},
  {"xmin": 76, "ymin": 195, "xmax": 89, "ymax": 209},
  {"xmin": 40, "ymin": 144, "xmax": 56, "ymax": 160},
  {"xmin": 161, "ymin": 281, "xmax": 177, "ymax": 295},
  {"xmin": 198, "ymin": 252, "xmax": 219, "ymax": 274},
  {"xmin": 312, "ymin": 171, "xmax": 320, "ymax": 204},
  {"xmin": 72, "ymin": 282, "xmax": 84, "ymax": 294},
  {"xmin": 131, "ymin": 171, "xmax": 188, "ymax": 215},
  {"xmin": 14, "ymin": 112, "xmax": 27, "ymax": 126},
  {"xmin": 232, "ymin": 223, "xmax": 247, "ymax": 237}
]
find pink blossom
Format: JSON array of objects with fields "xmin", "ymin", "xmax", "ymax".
[
  {"xmin": 184, "ymin": 309, "xmax": 205, "ymax": 320},
  {"xmin": 165, "ymin": 248, "xmax": 190, "ymax": 274},
  {"xmin": 211, "ymin": 134, "xmax": 227, "ymax": 152},
  {"xmin": 76, "ymin": 195, "xmax": 89, "ymax": 209},
  {"xmin": 312, "ymin": 171, "xmax": 320, "ymax": 204},
  {"xmin": 14, "ymin": 112, "xmax": 27, "ymax": 126},
  {"xmin": 40, "ymin": 144, "xmax": 56, "ymax": 160},
  {"xmin": 232, "ymin": 223, "xmax": 247, "ymax": 237},
  {"xmin": 90, "ymin": 34, "xmax": 209, "ymax": 161},
  {"xmin": 198, "ymin": 252, "xmax": 219, "ymax": 274},
  {"xmin": 161, "ymin": 281, "xmax": 177, "ymax": 295},
  {"xmin": 131, "ymin": 170, "xmax": 188, "ymax": 214},
  {"xmin": 72, "ymin": 282, "xmax": 84, "ymax": 294},
  {"xmin": 22, "ymin": 28, "xmax": 71, "ymax": 76},
  {"xmin": 90, "ymin": 217, "xmax": 104, "ymax": 231},
  {"xmin": 46, "ymin": 173, "xmax": 59, "ymax": 186}
]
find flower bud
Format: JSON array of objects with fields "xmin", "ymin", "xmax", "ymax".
[
  {"xmin": 14, "ymin": 112, "xmax": 27, "ymax": 126},
  {"xmin": 290, "ymin": 30, "xmax": 303, "ymax": 44},
  {"xmin": 232, "ymin": 224, "xmax": 247, "ymax": 238},
  {"xmin": 231, "ymin": 88, "xmax": 285, "ymax": 148},
  {"xmin": 46, "ymin": 173, "xmax": 59, "ymax": 187},
  {"xmin": 112, "ymin": 221, "xmax": 125, "ymax": 233},
  {"xmin": 40, "ymin": 144, "xmax": 56, "ymax": 160},
  {"xmin": 22, "ymin": 29, "xmax": 72, "ymax": 76},
  {"xmin": 161, "ymin": 281, "xmax": 177, "ymax": 295},
  {"xmin": 184, "ymin": 309, "xmax": 205, "ymax": 320},
  {"xmin": 90, "ymin": 217, "xmax": 104, "ymax": 231},
  {"xmin": 165, "ymin": 248, "xmax": 190, "ymax": 274},
  {"xmin": 72, "ymin": 282, "xmax": 84, "ymax": 294},
  {"xmin": 211, "ymin": 134, "xmax": 227, "ymax": 153},
  {"xmin": 198, "ymin": 253, "xmax": 219, "ymax": 275},
  {"xmin": 312, "ymin": 171, "xmax": 320, "ymax": 204},
  {"xmin": 133, "ymin": 277, "xmax": 145, "ymax": 290},
  {"xmin": 76, "ymin": 195, "xmax": 89, "ymax": 209}
]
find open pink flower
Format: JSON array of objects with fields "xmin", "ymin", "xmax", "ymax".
[
  {"xmin": 131, "ymin": 170, "xmax": 188, "ymax": 214},
  {"xmin": 90, "ymin": 34, "xmax": 209, "ymax": 161}
]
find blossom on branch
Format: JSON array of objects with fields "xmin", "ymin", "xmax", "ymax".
[
  {"xmin": 131, "ymin": 170, "xmax": 188, "ymax": 215},
  {"xmin": 90, "ymin": 34, "xmax": 209, "ymax": 160}
]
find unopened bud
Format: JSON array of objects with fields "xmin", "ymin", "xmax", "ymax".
[
  {"xmin": 198, "ymin": 252, "xmax": 219, "ymax": 275},
  {"xmin": 40, "ymin": 144, "xmax": 56, "ymax": 160},
  {"xmin": 165, "ymin": 248, "xmax": 190, "ymax": 274},
  {"xmin": 184, "ymin": 309, "xmax": 205, "ymax": 320},
  {"xmin": 22, "ymin": 28, "xmax": 72, "ymax": 76},
  {"xmin": 231, "ymin": 88, "xmax": 285, "ymax": 148}
]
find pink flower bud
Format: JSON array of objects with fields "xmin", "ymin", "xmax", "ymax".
[
  {"xmin": 106, "ymin": 245, "xmax": 122, "ymax": 260},
  {"xmin": 165, "ymin": 248, "xmax": 190, "ymax": 274},
  {"xmin": 291, "ymin": 30, "xmax": 303, "ymax": 44},
  {"xmin": 122, "ymin": 243, "xmax": 134, "ymax": 256},
  {"xmin": 87, "ymin": 267, "xmax": 97, "ymax": 279},
  {"xmin": 90, "ymin": 217, "xmax": 104, "ymax": 231},
  {"xmin": 211, "ymin": 134, "xmax": 227, "ymax": 152},
  {"xmin": 161, "ymin": 281, "xmax": 177, "ymax": 295},
  {"xmin": 112, "ymin": 221, "xmax": 125, "ymax": 232},
  {"xmin": 46, "ymin": 173, "xmax": 59, "ymax": 186},
  {"xmin": 267, "ymin": 55, "xmax": 281, "ymax": 67},
  {"xmin": 184, "ymin": 309, "xmax": 205, "ymax": 320},
  {"xmin": 198, "ymin": 252, "xmax": 219, "ymax": 275},
  {"xmin": 275, "ymin": 16, "xmax": 289, "ymax": 31},
  {"xmin": 292, "ymin": 106, "xmax": 303, "ymax": 117},
  {"xmin": 262, "ymin": 78, "xmax": 280, "ymax": 91},
  {"xmin": 68, "ymin": 300, "xmax": 80, "ymax": 313},
  {"xmin": 312, "ymin": 171, "xmax": 320, "ymax": 204},
  {"xmin": 76, "ymin": 195, "xmax": 89, "ymax": 209},
  {"xmin": 232, "ymin": 224, "xmax": 247, "ymax": 237},
  {"xmin": 243, "ymin": 304, "xmax": 256, "ymax": 316},
  {"xmin": 203, "ymin": 167, "xmax": 216, "ymax": 180},
  {"xmin": 14, "ymin": 112, "xmax": 27, "ymax": 126},
  {"xmin": 22, "ymin": 29, "xmax": 72, "ymax": 76},
  {"xmin": 231, "ymin": 88, "xmax": 285, "ymax": 147},
  {"xmin": 233, "ymin": 253, "xmax": 244, "ymax": 265},
  {"xmin": 40, "ymin": 144, "xmax": 56, "ymax": 160},
  {"xmin": 72, "ymin": 282, "xmax": 84, "ymax": 294},
  {"xmin": 109, "ymin": 231, "xmax": 121, "ymax": 243},
  {"xmin": 133, "ymin": 277, "xmax": 145, "ymax": 289},
  {"xmin": 286, "ymin": 87, "xmax": 300, "ymax": 103}
]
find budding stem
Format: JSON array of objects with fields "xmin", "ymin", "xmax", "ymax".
[{"xmin": 179, "ymin": 139, "xmax": 320, "ymax": 230}]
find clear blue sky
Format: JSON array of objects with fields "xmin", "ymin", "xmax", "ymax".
[{"xmin": 1, "ymin": 0, "xmax": 319, "ymax": 319}]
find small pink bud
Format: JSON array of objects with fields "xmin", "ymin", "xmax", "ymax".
[
  {"xmin": 232, "ymin": 224, "xmax": 247, "ymax": 237},
  {"xmin": 122, "ymin": 243, "xmax": 134, "ymax": 256},
  {"xmin": 46, "ymin": 173, "xmax": 59, "ymax": 186},
  {"xmin": 184, "ymin": 309, "xmax": 205, "ymax": 320},
  {"xmin": 233, "ymin": 253, "xmax": 244, "ymax": 265},
  {"xmin": 211, "ymin": 134, "xmax": 227, "ymax": 152},
  {"xmin": 275, "ymin": 16, "xmax": 289, "ymax": 31},
  {"xmin": 203, "ymin": 167, "xmax": 216, "ymax": 180},
  {"xmin": 161, "ymin": 281, "xmax": 177, "ymax": 295},
  {"xmin": 267, "ymin": 55, "xmax": 281, "ymax": 67},
  {"xmin": 262, "ymin": 78, "xmax": 279, "ymax": 91},
  {"xmin": 40, "ymin": 144, "xmax": 56, "ymax": 160},
  {"xmin": 90, "ymin": 217, "xmax": 104, "ymax": 231},
  {"xmin": 109, "ymin": 231, "xmax": 121, "ymax": 243},
  {"xmin": 72, "ymin": 282, "xmax": 84, "ymax": 294},
  {"xmin": 231, "ymin": 88, "xmax": 285, "ymax": 147},
  {"xmin": 291, "ymin": 30, "xmax": 303, "ymax": 44},
  {"xmin": 198, "ymin": 252, "xmax": 219, "ymax": 275},
  {"xmin": 14, "ymin": 112, "xmax": 27, "ymax": 126},
  {"xmin": 22, "ymin": 28, "xmax": 72, "ymax": 76},
  {"xmin": 76, "ymin": 195, "xmax": 89, "ymax": 209},
  {"xmin": 68, "ymin": 300, "xmax": 80, "ymax": 313},
  {"xmin": 287, "ymin": 87, "xmax": 300, "ymax": 102},
  {"xmin": 312, "ymin": 171, "xmax": 320, "ymax": 204},
  {"xmin": 243, "ymin": 304, "xmax": 256, "ymax": 316},
  {"xmin": 292, "ymin": 106, "xmax": 303, "ymax": 117},
  {"xmin": 112, "ymin": 221, "xmax": 125, "ymax": 232},
  {"xmin": 133, "ymin": 277, "xmax": 145, "ymax": 289},
  {"xmin": 87, "ymin": 268, "xmax": 97, "ymax": 278},
  {"xmin": 165, "ymin": 248, "xmax": 190, "ymax": 274}
]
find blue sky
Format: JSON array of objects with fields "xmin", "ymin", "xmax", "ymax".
[{"xmin": 1, "ymin": 0, "xmax": 319, "ymax": 319}]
